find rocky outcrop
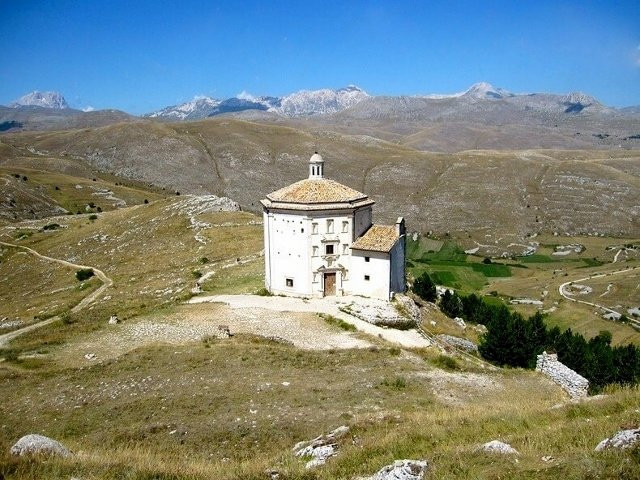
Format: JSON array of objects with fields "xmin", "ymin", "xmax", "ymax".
[
  {"xmin": 478, "ymin": 440, "xmax": 519, "ymax": 455},
  {"xmin": 595, "ymin": 428, "xmax": 640, "ymax": 452},
  {"xmin": 358, "ymin": 459, "xmax": 429, "ymax": 480},
  {"xmin": 341, "ymin": 295, "xmax": 419, "ymax": 329},
  {"xmin": 10, "ymin": 434, "xmax": 71, "ymax": 457},
  {"xmin": 293, "ymin": 425, "xmax": 350, "ymax": 469},
  {"xmin": 436, "ymin": 334, "xmax": 478, "ymax": 353},
  {"xmin": 536, "ymin": 352, "xmax": 589, "ymax": 399}
]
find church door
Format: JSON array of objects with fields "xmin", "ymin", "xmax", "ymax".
[{"xmin": 324, "ymin": 273, "xmax": 336, "ymax": 296}]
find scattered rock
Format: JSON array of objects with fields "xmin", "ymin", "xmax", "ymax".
[
  {"xmin": 478, "ymin": 440, "xmax": 519, "ymax": 455},
  {"xmin": 595, "ymin": 428, "xmax": 640, "ymax": 452},
  {"xmin": 472, "ymin": 324, "xmax": 487, "ymax": 334},
  {"xmin": 217, "ymin": 325, "xmax": 231, "ymax": 338},
  {"xmin": 293, "ymin": 425, "xmax": 349, "ymax": 469},
  {"xmin": 108, "ymin": 315, "xmax": 119, "ymax": 325},
  {"xmin": 84, "ymin": 353, "xmax": 97, "ymax": 361},
  {"xmin": 10, "ymin": 434, "xmax": 71, "ymax": 457},
  {"xmin": 436, "ymin": 334, "xmax": 478, "ymax": 353},
  {"xmin": 358, "ymin": 459, "xmax": 429, "ymax": 480},
  {"xmin": 452, "ymin": 317, "xmax": 466, "ymax": 330}
]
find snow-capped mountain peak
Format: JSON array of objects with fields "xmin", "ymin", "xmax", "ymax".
[
  {"xmin": 146, "ymin": 96, "xmax": 221, "ymax": 120},
  {"xmin": 278, "ymin": 86, "xmax": 369, "ymax": 117},
  {"xmin": 10, "ymin": 91, "xmax": 69, "ymax": 109},
  {"xmin": 462, "ymin": 82, "xmax": 513, "ymax": 99}
]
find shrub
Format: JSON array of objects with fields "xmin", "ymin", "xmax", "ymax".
[
  {"xmin": 483, "ymin": 257, "xmax": 492, "ymax": 264},
  {"xmin": 75, "ymin": 268, "xmax": 94, "ymax": 281},
  {"xmin": 60, "ymin": 312, "xmax": 74, "ymax": 324},
  {"xmin": 144, "ymin": 199, "xmax": 149, "ymax": 204},
  {"xmin": 412, "ymin": 272, "xmax": 437, "ymax": 302},
  {"xmin": 200, "ymin": 257, "xmax": 209, "ymax": 264},
  {"xmin": 433, "ymin": 354, "xmax": 460, "ymax": 371},
  {"xmin": 192, "ymin": 270, "xmax": 203, "ymax": 278},
  {"xmin": 42, "ymin": 223, "xmax": 60, "ymax": 231},
  {"xmin": 88, "ymin": 214, "xmax": 98, "ymax": 221},
  {"xmin": 381, "ymin": 376, "xmax": 407, "ymax": 390},
  {"xmin": 255, "ymin": 287, "xmax": 272, "ymax": 296}
]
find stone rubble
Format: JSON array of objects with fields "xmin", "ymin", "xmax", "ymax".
[
  {"xmin": 436, "ymin": 334, "xmax": 478, "ymax": 353},
  {"xmin": 108, "ymin": 315, "xmax": 119, "ymax": 325},
  {"xmin": 595, "ymin": 428, "xmax": 640, "ymax": 452},
  {"xmin": 293, "ymin": 425, "xmax": 350, "ymax": 469},
  {"xmin": 478, "ymin": 440, "xmax": 519, "ymax": 455},
  {"xmin": 358, "ymin": 459, "xmax": 429, "ymax": 480},
  {"xmin": 10, "ymin": 434, "xmax": 71, "ymax": 457},
  {"xmin": 536, "ymin": 352, "xmax": 589, "ymax": 399},
  {"xmin": 341, "ymin": 295, "xmax": 419, "ymax": 329}
]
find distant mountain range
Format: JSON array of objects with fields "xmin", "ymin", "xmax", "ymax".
[
  {"xmin": 145, "ymin": 85, "xmax": 369, "ymax": 120},
  {"xmin": 1, "ymin": 84, "xmax": 638, "ymax": 152}
]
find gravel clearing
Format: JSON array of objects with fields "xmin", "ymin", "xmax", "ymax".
[{"xmin": 189, "ymin": 294, "xmax": 431, "ymax": 349}]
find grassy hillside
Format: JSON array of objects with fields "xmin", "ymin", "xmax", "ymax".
[
  {"xmin": 0, "ymin": 199, "xmax": 638, "ymax": 479},
  {"xmin": 1, "ymin": 120, "xmax": 639, "ymax": 237}
]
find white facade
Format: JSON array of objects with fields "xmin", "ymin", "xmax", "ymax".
[{"xmin": 261, "ymin": 154, "xmax": 405, "ymax": 300}]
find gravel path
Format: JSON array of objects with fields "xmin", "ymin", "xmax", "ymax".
[
  {"xmin": 0, "ymin": 240, "xmax": 113, "ymax": 347},
  {"xmin": 188, "ymin": 294, "xmax": 431, "ymax": 348}
]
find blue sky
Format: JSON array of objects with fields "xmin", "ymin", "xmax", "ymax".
[{"xmin": 1, "ymin": 0, "xmax": 638, "ymax": 113}]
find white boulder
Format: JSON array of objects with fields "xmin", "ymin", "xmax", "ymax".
[
  {"xmin": 478, "ymin": 440, "xmax": 519, "ymax": 455},
  {"xmin": 595, "ymin": 428, "xmax": 640, "ymax": 452},
  {"xmin": 293, "ymin": 425, "xmax": 349, "ymax": 469},
  {"xmin": 359, "ymin": 459, "xmax": 429, "ymax": 480},
  {"xmin": 10, "ymin": 434, "xmax": 71, "ymax": 457}
]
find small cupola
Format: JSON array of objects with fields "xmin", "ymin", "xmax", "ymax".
[{"xmin": 309, "ymin": 152, "xmax": 324, "ymax": 179}]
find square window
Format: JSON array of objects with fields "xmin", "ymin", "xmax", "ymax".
[
  {"xmin": 325, "ymin": 244, "xmax": 334, "ymax": 255},
  {"xmin": 286, "ymin": 278, "xmax": 294, "ymax": 287},
  {"xmin": 365, "ymin": 256, "xmax": 370, "ymax": 262},
  {"xmin": 364, "ymin": 275, "xmax": 370, "ymax": 281}
]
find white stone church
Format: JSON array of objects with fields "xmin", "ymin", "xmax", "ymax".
[{"xmin": 261, "ymin": 153, "xmax": 406, "ymax": 300}]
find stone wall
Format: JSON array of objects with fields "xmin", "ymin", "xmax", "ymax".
[{"xmin": 535, "ymin": 352, "xmax": 589, "ymax": 399}]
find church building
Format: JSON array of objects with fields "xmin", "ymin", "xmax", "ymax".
[{"xmin": 261, "ymin": 153, "xmax": 406, "ymax": 300}]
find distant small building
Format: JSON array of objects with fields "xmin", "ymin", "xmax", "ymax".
[{"xmin": 261, "ymin": 153, "xmax": 406, "ymax": 300}]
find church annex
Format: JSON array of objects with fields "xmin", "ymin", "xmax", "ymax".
[{"xmin": 261, "ymin": 153, "xmax": 406, "ymax": 300}]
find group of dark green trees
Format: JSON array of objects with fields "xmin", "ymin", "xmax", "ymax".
[{"xmin": 412, "ymin": 272, "xmax": 640, "ymax": 392}]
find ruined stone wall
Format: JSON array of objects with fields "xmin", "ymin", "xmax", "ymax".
[{"xmin": 536, "ymin": 352, "xmax": 589, "ymax": 399}]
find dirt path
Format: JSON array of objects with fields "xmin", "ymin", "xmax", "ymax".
[
  {"xmin": 188, "ymin": 294, "xmax": 431, "ymax": 348},
  {"xmin": 0, "ymin": 241, "xmax": 113, "ymax": 347},
  {"xmin": 558, "ymin": 266, "xmax": 640, "ymax": 319}
]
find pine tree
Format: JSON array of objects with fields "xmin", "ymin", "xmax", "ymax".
[{"xmin": 412, "ymin": 272, "xmax": 437, "ymax": 302}]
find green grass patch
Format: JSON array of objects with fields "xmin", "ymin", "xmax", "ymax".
[
  {"xmin": 581, "ymin": 258, "xmax": 605, "ymax": 267},
  {"xmin": 321, "ymin": 314, "xmax": 357, "ymax": 332},
  {"xmin": 430, "ymin": 270, "xmax": 457, "ymax": 286},
  {"xmin": 519, "ymin": 254, "xmax": 556, "ymax": 263},
  {"xmin": 470, "ymin": 263, "xmax": 512, "ymax": 277}
]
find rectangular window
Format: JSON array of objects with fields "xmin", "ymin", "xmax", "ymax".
[
  {"xmin": 342, "ymin": 221, "xmax": 349, "ymax": 233},
  {"xmin": 312, "ymin": 246, "xmax": 319, "ymax": 256},
  {"xmin": 326, "ymin": 219, "xmax": 334, "ymax": 233},
  {"xmin": 286, "ymin": 278, "xmax": 294, "ymax": 287},
  {"xmin": 312, "ymin": 223, "xmax": 318, "ymax": 234},
  {"xmin": 301, "ymin": 228, "xmax": 304, "ymax": 233},
  {"xmin": 325, "ymin": 244, "xmax": 334, "ymax": 255},
  {"xmin": 365, "ymin": 256, "xmax": 370, "ymax": 262},
  {"xmin": 342, "ymin": 244, "xmax": 348, "ymax": 254},
  {"xmin": 364, "ymin": 275, "xmax": 370, "ymax": 281}
]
